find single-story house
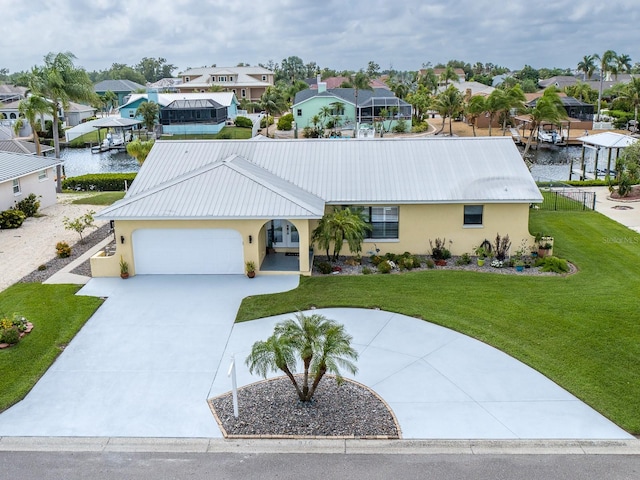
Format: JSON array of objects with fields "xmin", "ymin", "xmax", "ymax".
[
  {"xmin": 0, "ymin": 151, "xmax": 61, "ymax": 211},
  {"xmin": 119, "ymin": 91, "xmax": 239, "ymax": 135},
  {"xmin": 91, "ymin": 137, "xmax": 543, "ymax": 278},
  {"xmin": 94, "ymin": 79, "xmax": 147, "ymax": 107},
  {"xmin": 64, "ymin": 101, "xmax": 97, "ymax": 127},
  {"xmin": 0, "ymin": 139, "xmax": 54, "ymax": 156},
  {"xmin": 293, "ymin": 85, "xmax": 412, "ymax": 133}
]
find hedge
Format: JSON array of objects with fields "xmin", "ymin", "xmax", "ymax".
[
  {"xmin": 62, "ymin": 173, "xmax": 137, "ymax": 192},
  {"xmin": 234, "ymin": 116, "xmax": 253, "ymax": 128}
]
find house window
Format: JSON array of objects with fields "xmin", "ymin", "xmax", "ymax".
[
  {"xmin": 218, "ymin": 76, "xmax": 227, "ymax": 82},
  {"xmin": 262, "ymin": 75, "xmax": 267, "ymax": 81},
  {"xmin": 241, "ymin": 89, "xmax": 246, "ymax": 98},
  {"xmin": 296, "ymin": 109, "xmax": 302, "ymax": 116},
  {"xmin": 361, "ymin": 206, "xmax": 399, "ymax": 239},
  {"xmin": 38, "ymin": 169, "xmax": 48, "ymax": 181},
  {"xmin": 464, "ymin": 205, "xmax": 483, "ymax": 226},
  {"xmin": 184, "ymin": 77, "xmax": 190, "ymax": 82},
  {"xmin": 232, "ymin": 89, "xmax": 237, "ymax": 94},
  {"xmin": 12, "ymin": 179, "xmax": 21, "ymax": 195},
  {"xmin": 129, "ymin": 111, "xmax": 134, "ymax": 118}
]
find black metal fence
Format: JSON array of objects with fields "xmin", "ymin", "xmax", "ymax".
[{"xmin": 538, "ymin": 188, "xmax": 596, "ymax": 211}]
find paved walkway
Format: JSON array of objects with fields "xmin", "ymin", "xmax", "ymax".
[{"xmin": 590, "ymin": 186, "xmax": 640, "ymax": 233}]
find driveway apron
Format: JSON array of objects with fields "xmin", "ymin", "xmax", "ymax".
[{"xmin": 0, "ymin": 275, "xmax": 299, "ymax": 437}]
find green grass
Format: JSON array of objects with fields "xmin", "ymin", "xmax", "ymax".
[
  {"xmin": 68, "ymin": 130, "xmax": 101, "ymax": 147},
  {"xmin": 237, "ymin": 210, "xmax": 640, "ymax": 434},
  {"xmin": 70, "ymin": 191, "xmax": 126, "ymax": 205},
  {"xmin": 0, "ymin": 284, "xmax": 103, "ymax": 412}
]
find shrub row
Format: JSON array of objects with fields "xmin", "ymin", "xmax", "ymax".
[{"xmin": 62, "ymin": 173, "xmax": 137, "ymax": 192}]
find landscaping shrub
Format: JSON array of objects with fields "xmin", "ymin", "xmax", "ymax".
[
  {"xmin": 234, "ymin": 116, "xmax": 253, "ymax": 128},
  {"xmin": 316, "ymin": 261, "xmax": 332, "ymax": 274},
  {"xmin": 277, "ymin": 113, "xmax": 294, "ymax": 131},
  {"xmin": 14, "ymin": 193, "xmax": 41, "ymax": 217},
  {"xmin": 0, "ymin": 327, "xmax": 20, "ymax": 345},
  {"xmin": 429, "ymin": 238, "xmax": 452, "ymax": 260},
  {"xmin": 393, "ymin": 118, "xmax": 408, "ymax": 133},
  {"xmin": 56, "ymin": 241, "xmax": 72, "ymax": 258},
  {"xmin": 0, "ymin": 209, "xmax": 26, "ymax": 229},
  {"xmin": 62, "ymin": 173, "xmax": 137, "ymax": 192},
  {"xmin": 63, "ymin": 211, "xmax": 96, "ymax": 243},
  {"xmin": 456, "ymin": 253, "xmax": 472, "ymax": 266},
  {"xmin": 377, "ymin": 260, "xmax": 392, "ymax": 274},
  {"xmin": 362, "ymin": 267, "xmax": 372, "ymax": 275},
  {"xmin": 425, "ymin": 259, "xmax": 435, "ymax": 269},
  {"xmin": 536, "ymin": 256, "xmax": 569, "ymax": 273},
  {"xmin": 411, "ymin": 121, "xmax": 429, "ymax": 133},
  {"xmin": 260, "ymin": 116, "xmax": 274, "ymax": 128},
  {"xmin": 370, "ymin": 255, "xmax": 384, "ymax": 266},
  {"xmin": 493, "ymin": 233, "xmax": 511, "ymax": 261}
]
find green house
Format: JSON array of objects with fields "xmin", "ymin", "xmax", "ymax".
[{"xmin": 293, "ymin": 84, "xmax": 412, "ymax": 135}]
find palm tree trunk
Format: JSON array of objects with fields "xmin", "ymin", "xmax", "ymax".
[
  {"xmin": 281, "ymin": 365, "xmax": 304, "ymax": 401},
  {"xmin": 52, "ymin": 104, "xmax": 62, "ymax": 193},
  {"xmin": 523, "ymin": 123, "xmax": 537, "ymax": 156}
]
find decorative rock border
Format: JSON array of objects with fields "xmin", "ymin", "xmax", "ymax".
[{"xmin": 0, "ymin": 322, "xmax": 34, "ymax": 349}]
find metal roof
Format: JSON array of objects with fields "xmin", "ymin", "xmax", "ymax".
[
  {"xmin": 92, "ymin": 117, "xmax": 142, "ymax": 128},
  {"xmin": 0, "ymin": 151, "xmax": 61, "ymax": 183},
  {"xmin": 97, "ymin": 137, "xmax": 542, "ymax": 221},
  {"xmin": 576, "ymin": 132, "xmax": 638, "ymax": 148},
  {"xmin": 0, "ymin": 139, "xmax": 54, "ymax": 155},
  {"xmin": 293, "ymin": 88, "xmax": 400, "ymax": 107},
  {"xmin": 94, "ymin": 79, "xmax": 146, "ymax": 93},
  {"xmin": 119, "ymin": 92, "xmax": 236, "ymax": 110}
]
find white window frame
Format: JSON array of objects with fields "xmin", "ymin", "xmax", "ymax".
[
  {"xmin": 296, "ymin": 108, "xmax": 302, "ymax": 116},
  {"xmin": 218, "ymin": 76, "xmax": 227, "ymax": 82},
  {"xmin": 463, "ymin": 205, "xmax": 484, "ymax": 227},
  {"xmin": 241, "ymin": 89, "xmax": 246, "ymax": 98},
  {"xmin": 12, "ymin": 179, "xmax": 21, "ymax": 195},
  {"xmin": 38, "ymin": 169, "xmax": 48, "ymax": 181},
  {"xmin": 262, "ymin": 75, "xmax": 267, "ymax": 81}
]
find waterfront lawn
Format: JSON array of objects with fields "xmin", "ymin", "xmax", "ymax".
[
  {"xmin": 0, "ymin": 284, "xmax": 103, "ymax": 412},
  {"xmin": 237, "ymin": 210, "xmax": 640, "ymax": 434},
  {"xmin": 71, "ymin": 191, "xmax": 126, "ymax": 205},
  {"xmin": 159, "ymin": 127, "xmax": 252, "ymax": 140}
]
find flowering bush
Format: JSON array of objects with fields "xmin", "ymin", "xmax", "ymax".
[
  {"xmin": 0, "ymin": 313, "xmax": 29, "ymax": 345},
  {"xmin": 491, "ymin": 259, "xmax": 504, "ymax": 268}
]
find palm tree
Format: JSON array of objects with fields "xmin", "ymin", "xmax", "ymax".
[
  {"xmin": 27, "ymin": 52, "xmax": 97, "ymax": 192},
  {"xmin": 464, "ymin": 95, "xmax": 487, "ymax": 137},
  {"xmin": 485, "ymin": 89, "xmax": 507, "ymax": 136},
  {"xmin": 619, "ymin": 77, "xmax": 640, "ymax": 126},
  {"xmin": 523, "ymin": 88, "xmax": 568, "ymax": 156},
  {"xmin": 500, "ymin": 85, "xmax": 526, "ymax": 135},
  {"xmin": 434, "ymin": 85, "xmax": 463, "ymax": 136},
  {"xmin": 617, "ymin": 53, "xmax": 633, "ymax": 74},
  {"xmin": 439, "ymin": 66, "xmax": 459, "ymax": 86},
  {"xmin": 135, "ymin": 101, "xmax": 160, "ymax": 138},
  {"xmin": 17, "ymin": 94, "xmax": 50, "ymax": 155},
  {"xmin": 577, "ymin": 55, "xmax": 596, "ymax": 81},
  {"xmin": 312, "ymin": 207, "xmax": 370, "ymax": 261},
  {"xmin": 245, "ymin": 313, "xmax": 358, "ymax": 403},
  {"xmin": 103, "ymin": 90, "xmax": 118, "ymax": 112},
  {"xmin": 349, "ymin": 70, "xmax": 373, "ymax": 131},
  {"xmin": 260, "ymin": 86, "xmax": 287, "ymax": 138},
  {"xmin": 594, "ymin": 50, "xmax": 618, "ymax": 121},
  {"xmin": 126, "ymin": 138, "xmax": 154, "ymax": 165}
]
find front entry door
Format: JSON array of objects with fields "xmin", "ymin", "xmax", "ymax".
[{"xmin": 271, "ymin": 220, "xmax": 299, "ymax": 248}]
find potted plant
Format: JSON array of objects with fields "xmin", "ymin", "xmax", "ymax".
[
  {"xmin": 538, "ymin": 240, "xmax": 553, "ymax": 258},
  {"xmin": 246, "ymin": 261, "xmax": 256, "ymax": 278},
  {"xmin": 474, "ymin": 245, "xmax": 488, "ymax": 266},
  {"xmin": 119, "ymin": 256, "xmax": 129, "ymax": 279},
  {"xmin": 515, "ymin": 260, "xmax": 525, "ymax": 272}
]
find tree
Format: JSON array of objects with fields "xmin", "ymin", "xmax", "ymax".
[
  {"xmin": 406, "ymin": 85, "xmax": 432, "ymax": 123},
  {"xmin": 500, "ymin": 85, "xmax": 526, "ymax": 134},
  {"xmin": 63, "ymin": 210, "xmax": 96, "ymax": 243},
  {"xmin": 245, "ymin": 312, "xmax": 358, "ymax": 403},
  {"xmin": 103, "ymin": 90, "xmax": 118, "ymax": 111},
  {"xmin": 27, "ymin": 51, "xmax": 97, "ymax": 192},
  {"xmin": 565, "ymin": 82, "xmax": 598, "ymax": 103},
  {"xmin": 135, "ymin": 57, "xmax": 176, "ymax": 83},
  {"xmin": 595, "ymin": 50, "xmax": 618, "ymax": 120},
  {"xmin": 464, "ymin": 95, "xmax": 487, "ymax": 137},
  {"xmin": 522, "ymin": 88, "xmax": 568, "ymax": 156},
  {"xmin": 616, "ymin": 53, "xmax": 633, "ymax": 74},
  {"xmin": 434, "ymin": 85, "xmax": 463, "ymax": 136},
  {"xmin": 17, "ymin": 95, "xmax": 50, "ymax": 155},
  {"xmin": 366, "ymin": 61, "xmax": 380, "ymax": 78},
  {"xmin": 349, "ymin": 70, "xmax": 373, "ymax": 130},
  {"xmin": 126, "ymin": 139, "xmax": 154, "ymax": 164},
  {"xmin": 135, "ymin": 101, "xmax": 160, "ymax": 135},
  {"xmin": 260, "ymin": 86, "xmax": 288, "ymax": 138},
  {"xmin": 439, "ymin": 66, "xmax": 459, "ymax": 86},
  {"xmin": 577, "ymin": 55, "xmax": 597, "ymax": 81},
  {"xmin": 279, "ymin": 56, "xmax": 306, "ymax": 84},
  {"xmin": 312, "ymin": 207, "xmax": 370, "ymax": 261},
  {"xmin": 618, "ymin": 77, "xmax": 640, "ymax": 126},
  {"xmin": 485, "ymin": 89, "xmax": 507, "ymax": 136}
]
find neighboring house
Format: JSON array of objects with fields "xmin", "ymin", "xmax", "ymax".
[
  {"xmin": 0, "ymin": 84, "xmax": 27, "ymax": 103},
  {"xmin": 449, "ymin": 81, "xmax": 496, "ymax": 98},
  {"xmin": 306, "ymin": 76, "xmax": 389, "ymax": 90},
  {"xmin": 0, "ymin": 139, "xmax": 54, "ymax": 156},
  {"xmin": 147, "ymin": 77, "xmax": 183, "ymax": 92},
  {"xmin": 0, "ymin": 151, "xmax": 61, "ymax": 211},
  {"xmin": 64, "ymin": 101, "xmax": 97, "ymax": 127},
  {"xmin": 91, "ymin": 137, "xmax": 542, "ymax": 278},
  {"xmin": 430, "ymin": 68, "xmax": 466, "ymax": 85},
  {"xmin": 94, "ymin": 79, "xmax": 147, "ymax": 107},
  {"xmin": 538, "ymin": 76, "xmax": 580, "ymax": 90},
  {"xmin": 293, "ymin": 85, "xmax": 412, "ymax": 132},
  {"xmin": 118, "ymin": 91, "xmax": 239, "ymax": 135},
  {"xmin": 525, "ymin": 94, "xmax": 594, "ymax": 122},
  {"xmin": 177, "ymin": 66, "xmax": 274, "ymax": 101}
]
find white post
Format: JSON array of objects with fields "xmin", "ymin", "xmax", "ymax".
[{"xmin": 227, "ymin": 355, "xmax": 239, "ymax": 418}]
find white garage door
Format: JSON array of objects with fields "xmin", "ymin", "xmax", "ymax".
[{"xmin": 132, "ymin": 228, "xmax": 244, "ymax": 274}]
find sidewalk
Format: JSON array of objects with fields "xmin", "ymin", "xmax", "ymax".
[{"xmin": 590, "ymin": 186, "xmax": 640, "ymax": 233}]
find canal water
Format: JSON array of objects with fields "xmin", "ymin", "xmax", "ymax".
[
  {"xmin": 60, "ymin": 147, "xmax": 140, "ymax": 178},
  {"xmin": 58, "ymin": 144, "xmax": 597, "ymax": 184}
]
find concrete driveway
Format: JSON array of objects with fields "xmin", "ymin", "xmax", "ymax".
[
  {"xmin": 0, "ymin": 275, "xmax": 299, "ymax": 437},
  {"xmin": 0, "ymin": 277, "xmax": 632, "ymax": 440}
]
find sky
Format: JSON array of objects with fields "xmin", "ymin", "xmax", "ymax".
[{"xmin": 2, "ymin": 0, "xmax": 639, "ymax": 75}]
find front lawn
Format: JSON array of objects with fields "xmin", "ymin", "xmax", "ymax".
[
  {"xmin": 0, "ymin": 284, "xmax": 103, "ymax": 412},
  {"xmin": 159, "ymin": 127, "xmax": 252, "ymax": 140},
  {"xmin": 71, "ymin": 191, "xmax": 126, "ymax": 205},
  {"xmin": 238, "ymin": 210, "xmax": 640, "ymax": 434}
]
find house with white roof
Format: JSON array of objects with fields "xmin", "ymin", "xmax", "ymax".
[
  {"xmin": 0, "ymin": 151, "xmax": 61, "ymax": 211},
  {"xmin": 119, "ymin": 91, "xmax": 239, "ymax": 135},
  {"xmin": 177, "ymin": 66, "xmax": 274, "ymax": 102},
  {"xmin": 91, "ymin": 137, "xmax": 542, "ymax": 278}
]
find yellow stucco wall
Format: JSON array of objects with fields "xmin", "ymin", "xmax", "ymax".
[{"xmin": 91, "ymin": 203, "xmax": 533, "ymax": 278}]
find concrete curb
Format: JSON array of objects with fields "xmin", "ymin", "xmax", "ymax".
[{"xmin": 1, "ymin": 437, "xmax": 639, "ymax": 455}]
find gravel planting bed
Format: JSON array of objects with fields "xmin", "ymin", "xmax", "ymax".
[
  {"xmin": 210, "ymin": 375, "xmax": 400, "ymax": 438},
  {"xmin": 18, "ymin": 225, "xmax": 114, "ymax": 283}
]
